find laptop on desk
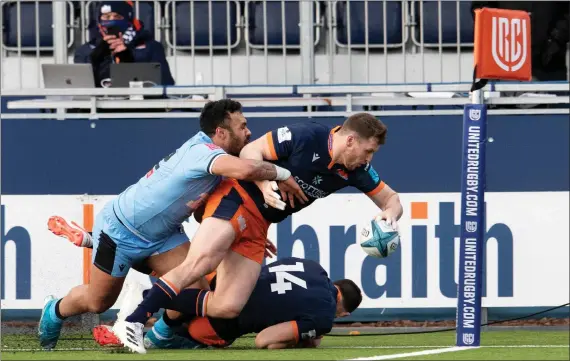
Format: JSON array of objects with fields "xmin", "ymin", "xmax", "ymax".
[
  {"xmin": 41, "ymin": 64, "xmax": 97, "ymax": 107},
  {"xmin": 110, "ymin": 63, "xmax": 162, "ymax": 88},
  {"xmin": 42, "ymin": 64, "xmax": 96, "ymax": 89}
]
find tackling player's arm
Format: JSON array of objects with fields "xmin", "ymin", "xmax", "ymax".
[
  {"xmin": 190, "ymin": 143, "xmax": 291, "ymax": 182},
  {"xmin": 240, "ymin": 127, "xmax": 309, "ymax": 208},
  {"xmin": 352, "ymin": 165, "xmax": 403, "ymax": 227},
  {"xmin": 210, "ymin": 155, "xmax": 291, "ymax": 182}
]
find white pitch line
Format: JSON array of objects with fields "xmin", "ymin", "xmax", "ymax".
[
  {"xmin": 346, "ymin": 346, "xmax": 477, "ymax": 360},
  {"xmin": 324, "ymin": 345, "xmax": 569, "ymax": 349}
]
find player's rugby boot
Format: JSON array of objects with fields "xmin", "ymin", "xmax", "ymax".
[
  {"xmin": 47, "ymin": 216, "xmax": 93, "ymax": 247},
  {"xmin": 38, "ymin": 295, "xmax": 63, "ymax": 350},
  {"xmin": 113, "ymin": 320, "xmax": 147, "ymax": 354},
  {"xmin": 93, "ymin": 325, "xmax": 123, "ymax": 347}
]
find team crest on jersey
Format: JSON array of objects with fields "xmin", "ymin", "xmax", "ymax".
[{"xmin": 205, "ymin": 143, "xmax": 221, "ymax": 150}]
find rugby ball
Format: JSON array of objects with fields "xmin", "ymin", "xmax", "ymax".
[{"xmin": 359, "ymin": 216, "xmax": 400, "ymax": 258}]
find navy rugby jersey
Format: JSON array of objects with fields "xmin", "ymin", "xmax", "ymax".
[
  {"xmin": 209, "ymin": 257, "xmax": 338, "ymax": 342},
  {"xmin": 238, "ymin": 122, "xmax": 385, "ymax": 223}
]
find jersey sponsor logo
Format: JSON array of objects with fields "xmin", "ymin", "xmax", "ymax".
[
  {"xmin": 204, "ymin": 143, "xmax": 221, "ymax": 150},
  {"xmin": 277, "ymin": 127, "xmax": 292, "ymax": 143},
  {"xmin": 295, "ymin": 176, "xmax": 328, "ymax": 199},
  {"xmin": 312, "ymin": 176, "xmax": 322, "ymax": 185},
  {"xmin": 312, "ymin": 153, "xmax": 320, "ymax": 162}
]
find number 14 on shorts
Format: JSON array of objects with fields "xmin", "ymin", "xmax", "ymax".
[{"xmin": 269, "ymin": 262, "xmax": 308, "ymax": 294}]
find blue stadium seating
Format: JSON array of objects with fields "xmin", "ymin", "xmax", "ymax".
[
  {"xmin": 246, "ymin": 0, "xmax": 318, "ymax": 48},
  {"xmin": 412, "ymin": 0, "xmax": 474, "ymax": 46},
  {"xmin": 2, "ymin": 2, "xmax": 71, "ymax": 49},
  {"xmin": 335, "ymin": 1, "xmax": 404, "ymax": 47},
  {"xmin": 87, "ymin": 1, "xmax": 156, "ymax": 41},
  {"xmin": 170, "ymin": 1, "xmax": 239, "ymax": 48}
]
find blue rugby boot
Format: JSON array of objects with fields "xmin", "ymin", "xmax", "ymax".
[
  {"xmin": 38, "ymin": 295, "xmax": 64, "ymax": 350},
  {"xmin": 143, "ymin": 317, "xmax": 203, "ymax": 349}
]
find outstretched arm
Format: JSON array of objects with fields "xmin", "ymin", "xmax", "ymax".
[
  {"xmin": 210, "ymin": 154, "xmax": 289, "ymax": 182},
  {"xmin": 367, "ymin": 183, "xmax": 403, "ymax": 228},
  {"xmin": 351, "ymin": 164, "xmax": 403, "ymax": 228}
]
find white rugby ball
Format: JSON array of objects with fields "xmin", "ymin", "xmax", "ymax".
[{"xmin": 359, "ymin": 216, "xmax": 400, "ymax": 258}]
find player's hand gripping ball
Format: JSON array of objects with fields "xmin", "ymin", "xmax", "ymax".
[{"xmin": 359, "ymin": 216, "xmax": 400, "ymax": 258}]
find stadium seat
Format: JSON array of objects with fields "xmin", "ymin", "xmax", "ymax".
[
  {"xmin": 169, "ymin": 1, "xmax": 239, "ymax": 48},
  {"xmin": 87, "ymin": 1, "xmax": 157, "ymax": 41},
  {"xmin": 412, "ymin": 0, "xmax": 474, "ymax": 46},
  {"xmin": 335, "ymin": 1, "xmax": 404, "ymax": 47},
  {"xmin": 2, "ymin": 1, "xmax": 71, "ymax": 49},
  {"xmin": 246, "ymin": 0, "xmax": 320, "ymax": 48}
]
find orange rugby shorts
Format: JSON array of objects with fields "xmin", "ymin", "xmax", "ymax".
[
  {"xmin": 202, "ymin": 179, "xmax": 270, "ymax": 265},
  {"xmin": 187, "ymin": 317, "xmax": 229, "ymax": 347}
]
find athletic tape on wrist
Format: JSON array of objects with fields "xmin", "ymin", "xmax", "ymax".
[{"xmin": 274, "ymin": 165, "xmax": 291, "ymax": 181}]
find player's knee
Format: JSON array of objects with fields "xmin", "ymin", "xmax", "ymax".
[{"xmin": 210, "ymin": 302, "xmax": 242, "ymax": 319}]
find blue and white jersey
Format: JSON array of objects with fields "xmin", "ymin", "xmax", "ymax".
[{"xmin": 113, "ymin": 131, "xmax": 226, "ymax": 241}]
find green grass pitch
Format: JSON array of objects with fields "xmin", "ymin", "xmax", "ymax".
[{"xmin": 2, "ymin": 329, "xmax": 568, "ymax": 360}]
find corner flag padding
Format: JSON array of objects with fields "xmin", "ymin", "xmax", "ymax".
[{"xmin": 456, "ymin": 7, "xmax": 532, "ymax": 347}]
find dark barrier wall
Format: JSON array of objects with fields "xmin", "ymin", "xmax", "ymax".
[
  {"xmin": 2, "ymin": 115, "xmax": 569, "ymax": 194},
  {"xmin": 2, "ymin": 114, "xmax": 569, "ymax": 321}
]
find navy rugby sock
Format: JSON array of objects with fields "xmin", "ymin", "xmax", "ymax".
[
  {"xmin": 125, "ymin": 278, "xmax": 178, "ymax": 324},
  {"xmin": 167, "ymin": 289, "xmax": 210, "ymax": 318}
]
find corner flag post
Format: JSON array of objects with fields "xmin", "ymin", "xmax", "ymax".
[{"xmin": 455, "ymin": 7, "xmax": 532, "ymax": 347}]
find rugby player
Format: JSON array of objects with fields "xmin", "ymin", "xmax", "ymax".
[
  {"xmin": 94, "ymin": 257, "xmax": 362, "ymax": 350},
  {"xmin": 115, "ymin": 113, "xmax": 403, "ymax": 353},
  {"xmin": 38, "ymin": 99, "xmax": 306, "ymax": 350}
]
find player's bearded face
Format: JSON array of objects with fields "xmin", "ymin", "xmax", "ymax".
[
  {"xmin": 226, "ymin": 128, "xmax": 247, "ymax": 155},
  {"xmin": 344, "ymin": 136, "xmax": 379, "ymax": 170},
  {"xmin": 224, "ymin": 113, "xmax": 252, "ymax": 156}
]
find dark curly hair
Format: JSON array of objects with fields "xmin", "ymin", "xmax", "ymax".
[{"xmin": 199, "ymin": 99, "xmax": 243, "ymax": 136}]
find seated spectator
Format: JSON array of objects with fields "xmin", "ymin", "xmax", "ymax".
[{"xmin": 74, "ymin": 0, "xmax": 175, "ymax": 87}]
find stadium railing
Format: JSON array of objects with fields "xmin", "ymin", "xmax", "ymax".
[{"xmin": 2, "ymin": 82, "xmax": 569, "ymax": 119}]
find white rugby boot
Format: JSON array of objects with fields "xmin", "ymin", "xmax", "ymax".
[{"xmin": 112, "ymin": 320, "xmax": 147, "ymax": 354}]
